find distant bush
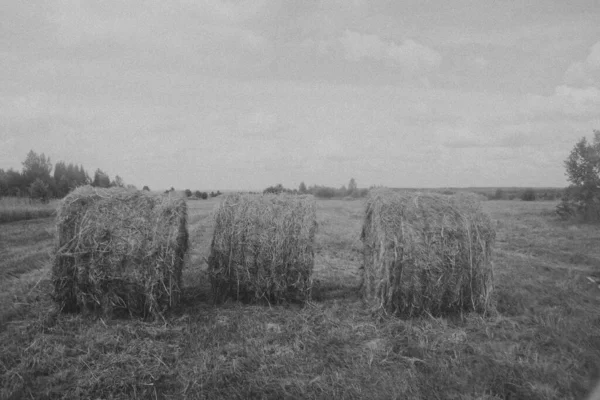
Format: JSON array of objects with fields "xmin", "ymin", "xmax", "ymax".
[
  {"xmin": 142, "ymin": 186, "xmax": 150, "ymax": 191},
  {"xmin": 184, "ymin": 189, "xmax": 192, "ymax": 197},
  {"xmin": 312, "ymin": 186, "xmax": 337, "ymax": 199},
  {"xmin": 521, "ymin": 188, "xmax": 536, "ymax": 201},
  {"xmin": 29, "ymin": 178, "xmax": 51, "ymax": 203},
  {"xmin": 193, "ymin": 190, "xmax": 208, "ymax": 200}
]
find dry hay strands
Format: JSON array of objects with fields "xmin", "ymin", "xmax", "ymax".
[
  {"xmin": 52, "ymin": 185, "xmax": 189, "ymax": 319},
  {"xmin": 361, "ymin": 189, "xmax": 496, "ymax": 318},
  {"xmin": 208, "ymin": 193, "xmax": 317, "ymax": 304}
]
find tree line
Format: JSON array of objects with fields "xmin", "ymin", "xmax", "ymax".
[
  {"xmin": 0, "ymin": 150, "xmax": 134, "ymax": 202},
  {"xmin": 262, "ymin": 178, "xmax": 369, "ymax": 199}
]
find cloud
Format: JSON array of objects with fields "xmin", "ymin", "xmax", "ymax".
[
  {"xmin": 303, "ymin": 30, "xmax": 441, "ymax": 75},
  {"xmin": 338, "ymin": 30, "xmax": 441, "ymax": 72},
  {"xmin": 564, "ymin": 41, "xmax": 600, "ymax": 86},
  {"xmin": 473, "ymin": 56, "xmax": 489, "ymax": 69},
  {"xmin": 45, "ymin": 0, "xmax": 272, "ymax": 74},
  {"xmin": 237, "ymin": 111, "xmax": 289, "ymax": 137},
  {"xmin": 524, "ymin": 85, "xmax": 600, "ymax": 117},
  {"xmin": 437, "ymin": 124, "xmax": 488, "ymax": 149}
]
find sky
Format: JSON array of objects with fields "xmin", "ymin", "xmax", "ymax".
[{"xmin": 1, "ymin": 0, "xmax": 599, "ymax": 191}]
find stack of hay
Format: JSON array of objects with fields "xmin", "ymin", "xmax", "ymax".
[
  {"xmin": 208, "ymin": 193, "xmax": 317, "ymax": 304},
  {"xmin": 361, "ymin": 189, "xmax": 495, "ymax": 317},
  {"xmin": 52, "ymin": 186, "xmax": 188, "ymax": 318}
]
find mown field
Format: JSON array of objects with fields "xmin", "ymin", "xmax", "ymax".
[
  {"xmin": 0, "ymin": 197, "xmax": 58, "ymax": 224},
  {"xmin": 1, "ymin": 198, "xmax": 599, "ymax": 399}
]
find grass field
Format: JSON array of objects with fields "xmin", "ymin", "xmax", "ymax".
[
  {"xmin": 0, "ymin": 197, "xmax": 58, "ymax": 224},
  {"xmin": 1, "ymin": 198, "xmax": 599, "ymax": 399}
]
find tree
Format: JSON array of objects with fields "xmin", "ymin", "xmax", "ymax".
[
  {"xmin": 143, "ymin": 186, "xmax": 150, "ymax": 191},
  {"xmin": 521, "ymin": 188, "xmax": 536, "ymax": 201},
  {"xmin": 22, "ymin": 150, "xmax": 52, "ymax": 187},
  {"xmin": 184, "ymin": 189, "xmax": 192, "ymax": 197},
  {"xmin": 557, "ymin": 130, "xmax": 600, "ymax": 220},
  {"xmin": 299, "ymin": 181, "xmax": 307, "ymax": 194},
  {"xmin": 348, "ymin": 178, "xmax": 357, "ymax": 196},
  {"xmin": 29, "ymin": 178, "xmax": 50, "ymax": 203},
  {"xmin": 0, "ymin": 169, "xmax": 7, "ymax": 196},
  {"xmin": 111, "ymin": 175, "xmax": 125, "ymax": 188},
  {"xmin": 92, "ymin": 169, "xmax": 111, "ymax": 188},
  {"xmin": 264, "ymin": 184, "xmax": 285, "ymax": 195},
  {"xmin": 493, "ymin": 188, "xmax": 504, "ymax": 200}
]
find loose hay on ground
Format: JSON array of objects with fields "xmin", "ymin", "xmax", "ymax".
[
  {"xmin": 361, "ymin": 189, "xmax": 496, "ymax": 317},
  {"xmin": 52, "ymin": 186, "xmax": 188, "ymax": 318},
  {"xmin": 208, "ymin": 193, "xmax": 317, "ymax": 304}
]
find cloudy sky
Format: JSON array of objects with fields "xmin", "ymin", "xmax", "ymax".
[{"xmin": 1, "ymin": 1, "xmax": 599, "ymax": 190}]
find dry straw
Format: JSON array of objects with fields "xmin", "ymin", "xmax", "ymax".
[
  {"xmin": 208, "ymin": 193, "xmax": 317, "ymax": 304},
  {"xmin": 52, "ymin": 186, "xmax": 188, "ymax": 318},
  {"xmin": 361, "ymin": 189, "xmax": 495, "ymax": 318}
]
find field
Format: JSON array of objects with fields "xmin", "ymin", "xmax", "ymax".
[
  {"xmin": 0, "ymin": 197, "xmax": 58, "ymax": 224},
  {"xmin": 1, "ymin": 197, "xmax": 599, "ymax": 399}
]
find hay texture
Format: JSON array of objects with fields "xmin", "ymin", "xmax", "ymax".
[
  {"xmin": 361, "ymin": 189, "xmax": 495, "ymax": 318},
  {"xmin": 208, "ymin": 193, "xmax": 317, "ymax": 304},
  {"xmin": 52, "ymin": 186, "xmax": 188, "ymax": 318}
]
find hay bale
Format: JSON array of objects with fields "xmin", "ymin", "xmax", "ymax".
[
  {"xmin": 361, "ymin": 188, "xmax": 495, "ymax": 317},
  {"xmin": 52, "ymin": 185, "xmax": 188, "ymax": 318},
  {"xmin": 208, "ymin": 193, "xmax": 317, "ymax": 304}
]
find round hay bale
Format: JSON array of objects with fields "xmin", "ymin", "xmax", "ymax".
[
  {"xmin": 208, "ymin": 193, "xmax": 317, "ymax": 304},
  {"xmin": 52, "ymin": 185, "xmax": 188, "ymax": 318},
  {"xmin": 361, "ymin": 188, "xmax": 495, "ymax": 318}
]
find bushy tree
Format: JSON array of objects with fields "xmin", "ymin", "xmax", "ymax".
[
  {"xmin": 347, "ymin": 178, "xmax": 357, "ymax": 196},
  {"xmin": 22, "ymin": 150, "xmax": 52, "ymax": 187},
  {"xmin": 521, "ymin": 188, "xmax": 536, "ymax": 201},
  {"xmin": 557, "ymin": 130, "xmax": 600, "ymax": 220},
  {"xmin": 264, "ymin": 184, "xmax": 285, "ymax": 194},
  {"xmin": 0, "ymin": 169, "xmax": 7, "ymax": 196},
  {"xmin": 29, "ymin": 178, "xmax": 51, "ymax": 203},
  {"xmin": 111, "ymin": 175, "xmax": 125, "ymax": 188},
  {"xmin": 493, "ymin": 188, "xmax": 504, "ymax": 200},
  {"xmin": 5, "ymin": 169, "xmax": 25, "ymax": 196},
  {"xmin": 92, "ymin": 169, "xmax": 111, "ymax": 188},
  {"xmin": 142, "ymin": 186, "xmax": 150, "ymax": 191},
  {"xmin": 54, "ymin": 161, "xmax": 90, "ymax": 197},
  {"xmin": 299, "ymin": 181, "xmax": 307, "ymax": 194},
  {"xmin": 184, "ymin": 189, "xmax": 192, "ymax": 197},
  {"xmin": 193, "ymin": 190, "xmax": 208, "ymax": 199}
]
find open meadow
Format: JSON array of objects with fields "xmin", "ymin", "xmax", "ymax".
[{"xmin": 1, "ymin": 197, "xmax": 599, "ymax": 399}]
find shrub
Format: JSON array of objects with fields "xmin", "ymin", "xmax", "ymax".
[
  {"xmin": 29, "ymin": 178, "xmax": 51, "ymax": 203},
  {"xmin": 521, "ymin": 188, "xmax": 536, "ymax": 201}
]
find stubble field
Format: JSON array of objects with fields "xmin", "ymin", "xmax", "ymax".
[{"xmin": 1, "ymin": 197, "xmax": 599, "ymax": 399}]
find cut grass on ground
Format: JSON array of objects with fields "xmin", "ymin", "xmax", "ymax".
[{"xmin": 1, "ymin": 199, "xmax": 599, "ymax": 399}]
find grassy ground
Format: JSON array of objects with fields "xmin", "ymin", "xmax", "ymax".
[
  {"xmin": 1, "ymin": 198, "xmax": 599, "ymax": 399},
  {"xmin": 0, "ymin": 197, "xmax": 58, "ymax": 223}
]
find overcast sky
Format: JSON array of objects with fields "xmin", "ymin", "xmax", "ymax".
[{"xmin": 1, "ymin": 1, "xmax": 599, "ymax": 190}]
